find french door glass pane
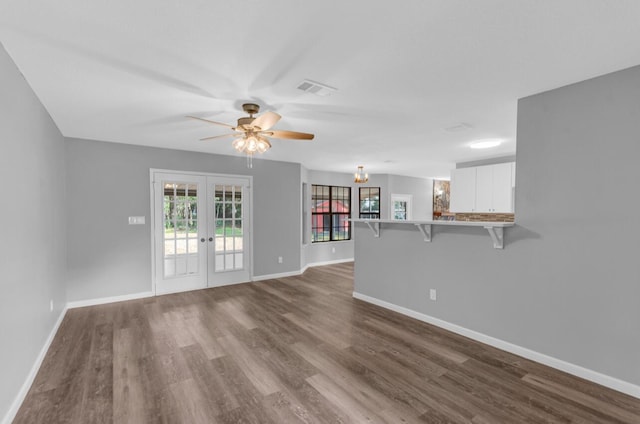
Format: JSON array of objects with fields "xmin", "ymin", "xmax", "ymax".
[
  {"xmin": 214, "ymin": 184, "xmax": 244, "ymax": 271},
  {"xmin": 163, "ymin": 182, "xmax": 199, "ymax": 278}
]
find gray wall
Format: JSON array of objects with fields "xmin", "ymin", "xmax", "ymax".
[
  {"xmin": 354, "ymin": 65, "xmax": 640, "ymax": 386},
  {"xmin": 65, "ymin": 139, "xmax": 302, "ymax": 302},
  {"xmin": 388, "ymin": 174, "xmax": 433, "ymax": 220},
  {"xmin": 0, "ymin": 44, "xmax": 67, "ymax": 420}
]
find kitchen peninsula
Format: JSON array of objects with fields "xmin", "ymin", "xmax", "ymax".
[{"xmin": 352, "ymin": 219, "xmax": 514, "ymax": 249}]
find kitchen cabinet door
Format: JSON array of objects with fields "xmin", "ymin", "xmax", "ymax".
[
  {"xmin": 450, "ymin": 167, "xmax": 476, "ymax": 212},
  {"xmin": 491, "ymin": 162, "xmax": 513, "ymax": 213},
  {"xmin": 475, "ymin": 165, "xmax": 494, "ymax": 212}
]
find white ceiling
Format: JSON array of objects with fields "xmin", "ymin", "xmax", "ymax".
[{"xmin": 2, "ymin": 1, "xmax": 640, "ymax": 178}]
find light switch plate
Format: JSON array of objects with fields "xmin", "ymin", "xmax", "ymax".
[{"xmin": 128, "ymin": 216, "xmax": 145, "ymax": 225}]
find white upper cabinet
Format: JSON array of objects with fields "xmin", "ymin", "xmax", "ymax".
[
  {"xmin": 487, "ymin": 162, "xmax": 513, "ymax": 213},
  {"xmin": 450, "ymin": 167, "xmax": 477, "ymax": 212},
  {"xmin": 475, "ymin": 165, "xmax": 494, "ymax": 212},
  {"xmin": 450, "ymin": 162, "xmax": 515, "ymax": 213}
]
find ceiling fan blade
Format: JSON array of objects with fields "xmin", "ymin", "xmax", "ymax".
[
  {"xmin": 187, "ymin": 115, "xmax": 235, "ymax": 129},
  {"xmin": 264, "ymin": 130, "xmax": 315, "ymax": 140},
  {"xmin": 251, "ymin": 111, "xmax": 281, "ymax": 131},
  {"xmin": 199, "ymin": 133, "xmax": 237, "ymax": 141}
]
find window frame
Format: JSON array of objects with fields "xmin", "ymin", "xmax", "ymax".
[
  {"xmin": 358, "ymin": 187, "xmax": 381, "ymax": 219},
  {"xmin": 391, "ymin": 193, "xmax": 413, "ymax": 220},
  {"xmin": 311, "ymin": 184, "xmax": 351, "ymax": 243}
]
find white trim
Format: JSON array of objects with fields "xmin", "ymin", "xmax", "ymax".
[
  {"xmin": 149, "ymin": 169, "xmax": 157, "ymax": 298},
  {"xmin": 302, "ymin": 257, "xmax": 354, "ymax": 273},
  {"xmin": 67, "ymin": 291, "xmax": 154, "ymax": 309},
  {"xmin": 253, "ymin": 258, "xmax": 355, "ymax": 282},
  {"xmin": 149, "ymin": 168, "xmax": 251, "ymax": 180},
  {"xmin": 352, "ymin": 291, "xmax": 640, "ymax": 400},
  {"xmin": 390, "ymin": 193, "xmax": 413, "ymax": 221},
  {"xmin": 2, "ymin": 306, "xmax": 68, "ymax": 424},
  {"xmin": 252, "ymin": 270, "xmax": 303, "ymax": 281}
]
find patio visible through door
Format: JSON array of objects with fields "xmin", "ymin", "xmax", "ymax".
[{"xmin": 152, "ymin": 171, "xmax": 251, "ymax": 295}]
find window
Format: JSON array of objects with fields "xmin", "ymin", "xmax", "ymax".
[
  {"xmin": 391, "ymin": 194, "xmax": 413, "ymax": 220},
  {"xmin": 359, "ymin": 187, "xmax": 380, "ymax": 219},
  {"xmin": 311, "ymin": 185, "xmax": 351, "ymax": 242}
]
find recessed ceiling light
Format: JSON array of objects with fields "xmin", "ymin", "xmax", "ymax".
[{"xmin": 469, "ymin": 139, "xmax": 502, "ymax": 149}]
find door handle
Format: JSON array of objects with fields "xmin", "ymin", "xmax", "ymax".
[
  {"xmin": 208, "ymin": 237, "xmax": 213, "ymax": 242},
  {"xmin": 200, "ymin": 238, "xmax": 205, "ymax": 242}
]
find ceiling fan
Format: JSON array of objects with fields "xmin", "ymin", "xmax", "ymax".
[{"xmin": 188, "ymin": 103, "xmax": 314, "ymax": 166}]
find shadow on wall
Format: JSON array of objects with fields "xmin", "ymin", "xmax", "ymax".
[
  {"xmin": 504, "ymin": 225, "xmax": 542, "ymax": 247},
  {"xmin": 428, "ymin": 224, "xmax": 541, "ymax": 248}
]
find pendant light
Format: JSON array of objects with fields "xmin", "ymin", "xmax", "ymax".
[{"xmin": 354, "ymin": 165, "xmax": 369, "ymax": 183}]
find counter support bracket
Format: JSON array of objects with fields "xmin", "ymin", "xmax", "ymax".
[
  {"xmin": 484, "ymin": 226, "xmax": 504, "ymax": 249},
  {"xmin": 414, "ymin": 223, "xmax": 432, "ymax": 242},
  {"xmin": 365, "ymin": 221, "xmax": 380, "ymax": 238}
]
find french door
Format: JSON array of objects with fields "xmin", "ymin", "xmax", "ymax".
[{"xmin": 152, "ymin": 171, "xmax": 252, "ymax": 295}]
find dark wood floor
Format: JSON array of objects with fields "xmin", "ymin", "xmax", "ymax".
[{"xmin": 14, "ymin": 263, "xmax": 640, "ymax": 423}]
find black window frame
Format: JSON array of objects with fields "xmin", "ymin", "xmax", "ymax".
[
  {"xmin": 311, "ymin": 184, "xmax": 351, "ymax": 243},
  {"xmin": 358, "ymin": 187, "xmax": 381, "ymax": 219}
]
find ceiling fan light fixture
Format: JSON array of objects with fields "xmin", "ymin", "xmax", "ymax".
[
  {"xmin": 256, "ymin": 136, "xmax": 271, "ymax": 153},
  {"xmin": 354, "ymin": 165, "xmax": 369, "ymax": 183},
  {"xmin": 190, "ymin": 102, "xmax": 313, "ymax": 168},
  {"xmin": 233, "ymin": 134, "xmax": 271, "ymax": 155},
  {"xmin": 232, "ymin": 137, "xmax": 247, "ymax": 151}
]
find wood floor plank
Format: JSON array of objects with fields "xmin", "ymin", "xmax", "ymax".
[
  {"xmin": 522, "ymin": 373, "xmax": 640, "ymax": 423},
  {"xmin": 217, "ymin": 332, "xmax": 283, "ymax": 396},
  {"xmin": 218, "ymin": 298, "xmax": 258, "ymax": 330},
  {"xmin": 13, "ymin": 262, "xmax": 640, "ymax": 423},
  {"xmin": 180, "ymin": 344, "xmax": 239, "ymax": 416},
  {"xmin": 76, "ymin": 322, "xmax": 113, "ymax": 424},
  {"xmin": 282, "ymin": 311, "xmax": 352, "ymax": 350},
  {"xmin": 291, "ymin": 341, "xmax": 425, "ymax": 422},
  {"xmin": 184, "ymin": 316, "xmax": 227, "ymax": 360},
  {"xmin": 112, "ymin": 328, "xmax": 146, "ymax": 424},
  {"xmin": 362, "ymin": 315, "xmax": 470, "ymax": 364},
  {"xmin": 306, "ymin": 372, "xmax": 386, "ymax": 423}
]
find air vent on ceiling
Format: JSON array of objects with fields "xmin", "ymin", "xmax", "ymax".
[
  {"xmin": 297, "ymin": 79, "xmax": 337, "ymax": 96},
  {"xmin": 444, "ymin": 122, "xmax": 473, "ymax": 132}
]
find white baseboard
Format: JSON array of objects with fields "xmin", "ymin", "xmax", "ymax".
[
  {"xmin": 2, "ymin": 306, "xmax": 68, "ymax": 424},
  {"xmin": 67, "ymin": 291, "xmax": 154, "ymax": 309},
  {"xmin": 352, "ymin": 291, "xmax": 640, "ymax": 400},
  {"xmin": 253, "ymin": 258, "xmax": 354, "ymax": 282},
  {"xmin": 252, "ymin": 270, "xmax": 303, "ymax": 282},
  {"xmin": 301, "ymin": 258, "xmax": 354, "ymax": 274}
]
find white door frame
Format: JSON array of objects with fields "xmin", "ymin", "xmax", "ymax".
[{"xmin": 149, "ymin": 168, "xmax": 254, "ymax": 295}]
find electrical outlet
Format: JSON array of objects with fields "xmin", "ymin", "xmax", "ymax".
[
  {"xmin": 331, "ymin": 247, "xmax": 336, "ymax": 253},
  {"xmin": 49, "ymin": 299, "xmax": 54, "ymax": 312},
  {"xmin": 278, "ymin": 256, "xmax": 283, "ymax": 264},
  {"xmin": 429, "ymin": 289, "xmax": 437, "ymax": 301}
]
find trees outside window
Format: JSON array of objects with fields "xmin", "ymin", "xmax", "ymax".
[{"xmin": 359, "ymin": 187, "xmax": 380, "ymax": 219}]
